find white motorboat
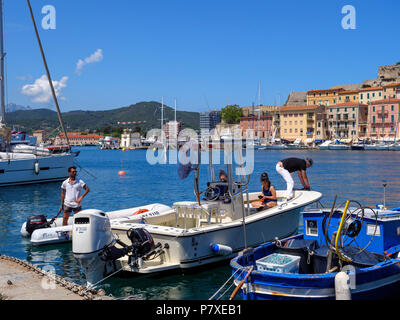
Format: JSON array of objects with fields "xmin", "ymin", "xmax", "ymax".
[
  {"xmin": 328, "ymin": 143, "xmax": 350, "ymax": 150},
  {"xmin": 390, "ymin": 143, "xmax": 400, "ymax": 151},
  {"xmin": 0, "ymin": 1, "xmax": 76, "ymax": 187},
  {"xmin": 364, "ymin": 144, "xmax": 377, "ymax": 150},
  {"xmin": 318, "ymin": 140, "xmax": 332, "ymax": 150},
  {"xmin": 375, "ymin": 143, "xmax": 390, "ymax": 151},
  {"xmin": 72, "ymin": 158, "xmax": 322, "ymax": 285},
  {"xmin": 21, "ymin": 203, "xmax": 172, "ymax": 246}
]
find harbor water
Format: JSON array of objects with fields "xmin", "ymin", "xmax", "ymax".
[{"xmin": 1, "ymin": 147, "xmax": 400, "ymax": 300}]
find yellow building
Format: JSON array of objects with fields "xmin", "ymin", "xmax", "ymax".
[
  {"xmin": 279, "ymin": 105, "xmax": 326, "ymax": 144},
  {"xmin": 338, "ymin": 90, "xmax": 360, "ymax": 104},
  {"xmin": 307, "ymin": 88, "xmax": 344, "ymax": 106},
  {"xmin": 359, "ymin": 86, "xmax": 384, "ymax": 104},
  {"xmin": 383, "ymin": 83, "xmax": 400, "ymax": 100}
]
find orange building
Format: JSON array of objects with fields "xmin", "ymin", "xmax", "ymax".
[
  {"xmin": 56, "ymin": 132, "xmax": 104, "ymax": 146},
  {"xmin": 240, "ymin": 114, "xmax": 273, "ymax": 139},
  {"xmin": 338, "ymin": 90, "xmax": 360, "ymax": 104},
  {"xmin": 307, "ymin": 88, "xmax": 344, "ymax": 106}
]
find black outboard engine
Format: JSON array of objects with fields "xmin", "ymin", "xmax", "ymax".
[
  {"xmin": 101, "ymin": 228, "xmax": 158, "ymax": 265},
  {"xmin": 127, "ymin": 228, "xmax": 156, "ymax": 257},
  {"xmin": 26, "ymin": 215, "xmax": 50, "ymax": 236}
]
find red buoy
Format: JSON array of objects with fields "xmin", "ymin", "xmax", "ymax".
[{"xmin": 118, "ymin": 171, "xmax": 127, "ymax": 176}]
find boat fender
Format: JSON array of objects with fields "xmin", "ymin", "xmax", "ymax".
[
  {"xmin": 34, "ymin": 161, "xmax": 40, "ymax": 175},
  {"xmin": 211, "ymin": 244, "xmax": 232, "ymax": 256},
  {"xmin": 335, "ymin": 271, "xmax": 351, "ymax": 300}
]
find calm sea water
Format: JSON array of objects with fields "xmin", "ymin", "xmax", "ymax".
[{"xmin": 1, "ymin": 147, "xmax": 400, "ymax": 300}]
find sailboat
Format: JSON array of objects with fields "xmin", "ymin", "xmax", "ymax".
[{"xmin": 0, "ymin": 0, "xmax": 76, "ymax": 187}]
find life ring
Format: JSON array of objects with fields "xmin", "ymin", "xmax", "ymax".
[{"xmin": 132, "ymin": 208, "xmax": 149, "ymax": 216}]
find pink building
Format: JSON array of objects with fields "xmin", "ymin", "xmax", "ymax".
[
  {"xmin": 240, "ymin": 115, "xmax": 273, "ymax": 139},
  {"xmin": 368, "ymin": 99, "xmax": 400, "ymax": 140}
]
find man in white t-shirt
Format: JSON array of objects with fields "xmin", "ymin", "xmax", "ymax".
[{"xmin": 61, "ymin": 166, "xmax": 90, "ymax": 226}]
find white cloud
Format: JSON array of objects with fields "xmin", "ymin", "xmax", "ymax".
[
  {"xmin": 75, "ymin": 49, "xmax": 103, "ymax": 75},
  {"xmin": 21, "ymin": 75, "xmax": 68, "ymax": 103},
  {"xmin": 16, "ymin": 74, "xmax": 33, "ymax": 81}
]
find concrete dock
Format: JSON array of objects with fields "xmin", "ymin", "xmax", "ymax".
[{"xmin": 0, "ymin": 254, "xmax": 111, "ymax": 300}]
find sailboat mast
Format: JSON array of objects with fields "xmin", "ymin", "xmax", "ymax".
[
  {"xmin": 161, "ymin": 97, "xmax": 164, "ymax": 143},
  {"xmin": 0, "ymin": 0, "xmax": 5, "ymax": 125},
  {"xmin": 258, "ymin": 81, "xmax": 261, "ymax": 141},
  {"xmin": 174, "ymin": 98, "xmax": 177, "ymax": 139},
  {"xmin": 27, "ymin": 0, "xmax": 71, "ymax": 150}
]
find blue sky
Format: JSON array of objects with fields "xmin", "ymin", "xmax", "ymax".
[{"xmin": 4, "ymin": 0, "xmax": 400, "ymax": 113}]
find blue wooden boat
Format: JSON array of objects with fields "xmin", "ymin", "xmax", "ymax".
[{"xmin": 230, "ymin": 201, "xmax": 400, "ymax": 300}]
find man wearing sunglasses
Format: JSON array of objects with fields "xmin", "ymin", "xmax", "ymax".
[{"xmin": 60, "ymin": 166, "xmax": 90, "ymax": 226}]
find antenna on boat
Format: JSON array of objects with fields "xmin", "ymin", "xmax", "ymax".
[
  {"xmin": 0, "ymin": 0, "xmax": 6, "ymax": 125},
  {"xmin": 27, "ymin": 0, "xmax": 71, "ymax": 151},
  {"xmin": 383, "ymin": 180, "xmax": 387, "ymax": 210}
]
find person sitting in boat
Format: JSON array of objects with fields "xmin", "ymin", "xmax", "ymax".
[
  {"xmin": 251, "ymin": 173, "xmax": 277, "ymax": 209},
  {"xmin": 216, "ymin": 169, "xmax": 229, "ymax": 197}
]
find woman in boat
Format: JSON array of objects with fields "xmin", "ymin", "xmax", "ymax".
[{"xmin": 251, "ymin": 173, "xmax": 277, "ymax": 209}]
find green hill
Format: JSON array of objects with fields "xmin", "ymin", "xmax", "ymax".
[{"xmin": 5, "ymin": 101, "xmax": 200, "ymax": 134}]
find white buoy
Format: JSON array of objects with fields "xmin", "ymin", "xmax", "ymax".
[
  {"xmin": 211, "ymin": 244, "xmax": 233, "ymax": 256},
  {"xmin": 335, "ymin": 271, "xmax": 351, "ymax": 300}
]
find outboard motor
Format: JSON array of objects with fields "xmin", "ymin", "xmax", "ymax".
[
  {"xmin": 73, "ymin": 209, "xmax": 161, "ymax": 287},
  {"xmin": 72, "ymin": 209, "xmax": 114, "ymax": 286},
  {"xmin": 25, "ymin": 215, "xmax": 50, "ymax": 236}
]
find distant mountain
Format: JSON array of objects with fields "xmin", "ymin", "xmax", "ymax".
[
  {"xmin": 6, "ymin": 103, "xmax": 31, "ymax": 113},
  {"xmin": 5, "ymin": 101, "xmax": 200, "ymax": 134}
]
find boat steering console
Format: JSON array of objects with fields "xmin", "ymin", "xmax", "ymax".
[{"xmin": 202, "ymin": 182, "xmax": 231, "ymax": 203}]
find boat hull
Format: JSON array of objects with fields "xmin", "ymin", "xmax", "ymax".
[
  {"xmin": 0, "ymin": 154, "xmax": 75, "ymax": 187},
  {"xmin": 114, "ymin": 206, "xmax": 303, "ymax": 272},
  {"xmin": 231, "ymin": 235, "xmax": 400, "ymax": 300}
]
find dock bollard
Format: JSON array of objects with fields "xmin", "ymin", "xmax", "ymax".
[{"xmin": 335, "ymin": 271, "xmax": 351, "ymax": 300}]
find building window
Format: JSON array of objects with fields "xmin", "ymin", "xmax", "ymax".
[
  {"xmin": 391, "ymin": 115, "xmax": 395, "ymax": 123},
  {"xmin": 373, "ymin": 116, "xmax": 376, "ymax": 123},
  {"xmin": 391, "ymin": 105, "xmax": 394, "ymax": 111},
  {"xmin": 360, "ymin": 94, "xmax": 363, "ymax": 99},
  {"xmin": 372, "ymin": 106, "xmax": 375, "ymax": 112}
]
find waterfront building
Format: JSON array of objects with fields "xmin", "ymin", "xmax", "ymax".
[
  {"xmin": 200, "ymin": 111, "xmax": 221, "ymax": 136},
  {"xmin": 327, "ymin": 102, "xmax": 368, "ymax": 141},
  {"xmin": 338, "ymin": 90, "xmax": 360, "ymax": 104},
  {"xmin": 359, "ymin": 87, "xmax": 384, "ymax": 105},
  {"xmin": 55, "ymin": 132, "xmax": 104, "ymax": 146},
  {"xmin": 307, "ymin": 88, "xmax": 344, "ymax": 106},
  {"xmin": 240, "ymin": 114, "xmax": 273, "ymax": 140},
  {"xmin": 383, "ymin": 83, "xmax": 400, "ymax": 100},
  {"xmin": 163, "ymin": 121, "xmax": 183, "ymax": 140},
  {"xmin": 32, "ymin": 130, "xmax": 48, "ymax": 144},
  {"xmin": 368, "ymin": 99, "xmax": 400, "ymax": 140},
  {"xmin": 279, "ymin": 105, "xmax": 326, "ymax": 144},
  {"xmin": 121, "ymin": 129, "xmax": 141, "ymax": 148},
  {"xmin": 241, "ymin": 105, "xmax": 278, "ymax": 117}
]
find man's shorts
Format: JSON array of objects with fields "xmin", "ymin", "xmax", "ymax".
[{"xmin": 63, "ymin": 206, "xmax": 82, "ymax": 214}]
